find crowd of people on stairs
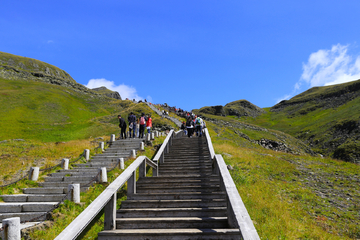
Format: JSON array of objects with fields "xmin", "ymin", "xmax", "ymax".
[
  {"xmin": 117, "ymin": 112, "xmax": 152, "ymax": 139},
  {"xmin": 181, "ymin": 115, "xmax": 206, "ymax": 138}
]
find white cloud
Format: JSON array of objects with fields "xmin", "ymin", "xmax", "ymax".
[
  {"xmin": 279, "ymin": 44, "xmax": 360, "ymax": 103},
  {"xmin": 85, "ymin": 78, "xmax": 145, "ymax": 101},
  {"xmin": 300, "ymin": 44, "xmax": 360, "ymax": 87}
]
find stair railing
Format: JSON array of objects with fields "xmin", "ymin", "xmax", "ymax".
[
  {"xmin": 204, "ymin": 128, "xmax": 260, "ymax": 240},
  {"xmin": 153, "ymin": 129, "xmax": 182, "ymax": 167},
  {"xmin": 54, "ymin": 156, "xmax": 158, "ymax": 240}
]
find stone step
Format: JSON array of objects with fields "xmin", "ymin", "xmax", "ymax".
[
  {"xmin": 88, "ymin": 158, "xmax": 126, "ymax": 163},
  {"xmin": 136, "ymin": 186, "xmax": 220, "ymax": 194},
  {"xmin": 50, "ymin": 171, "xmax": 98, "ymax": 177},
  {"xmin": 91, "ymin": 154, "xmax": 131, "ymax": 158},
  {"xmin": 160, "ymin": 160, "xmax": 211, "ymax": 165},
  {"xmin": 98, "ymin": 228, "xmax": 241, "ymax": 240},
  {"xmin": 116, "ymin": 217, "xmax": 229, "ymax": 229},
  {"xmin": 121, "ymin": 199, "xmax": 227, "ymax": 209},
  {"xmin": 117, "ymin": 207, "xmax": 227, "ymax": 218},
  {"xmin": 23, "ymin": 187, "xmax": 89, "ymax": 194},
  {"xmin": 159, "ymin": 170, "xmax": 212, "ymax": 175},
  {"xmin": 0, "ymin": 194, "xmax": 66, "ymax": 202},
  {"xmin": 137, "ymin": 176, "xmax": 220, "ymax": 183},
  {"xmin": 0, "ymin": 212, "xmax": 48, "ymax": 222},
  {"xmin": 57, "ymin": 169, "xmax": 99, "ymax": 173},
  {"xmin": 159, "ymin": 165, "xmax": 212, "ymax": 171},
  {"xmin": 103, "ymin": 149, "xmax": 140, "ymax": 153},
  {"xmin": 44, "ymin": 176, "xmax": 97, "ymax": 182},
  {"xmin": 137, "ymin": 180, "xmax": 219, "ymax": 188},
  {"xmin": 128, "ymin": 192, "xmax": 226, "ymax": 201},
  {"xmin": 74, "ymin": 163, "xmax": 118, "ymax": 168},
  {"xmin": 0, "ymin": 202, "xmax": 58, "ymax": 213},
  {"xmin": 23, "ymin": 187, "xmax": 64, "ymax": 194},
  {"xmin": 39, "ymin": 181, "xmax": 96, "ymax": 188}
]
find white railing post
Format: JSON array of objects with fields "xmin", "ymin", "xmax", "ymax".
[
  {"xmin": 119, "ymin": 158, "xmax": 125, "ymax": 169},
  {"xmin": 130, "ymin": 149, "xmax": 136, "ymax": 158},
  {"xmin": 110, "ymin": 134, "xmax": 116, "ymax": 143},
  {"xmin": 61, "ymin": 158, "xmax": 69, "ymax": 170},
  {"xmin": 28, "ymin": 167, "xmax": 39, "ymax": 181},
  {"xmin": 2, "ymin": 217, "xmax": 20, "ymax": 240},
  {"xmin": 68, "ymin": 184, "xmax": 80, "ymax": 203},
  {"xmin": 140, "ymin": 142, "xmax": 145, "ymax": 151},
  {"xmin": 99, "ymin": 142, "xmax": 104, "ymax": 152},
  {"xmin": 98, "ymin": 167, "xmax": 107, "ymax": 183},
  {"xmin": 84, "ymin": 149, "xmax": 90, "ymax": 161}
]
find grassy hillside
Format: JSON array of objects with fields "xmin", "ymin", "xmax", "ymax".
[
  {"xmin": 243, "ymin": 80, "xmax": 360, "ymax": 162},
  {"xmin": 0, "ymin": 77, "xmax": 176, "ymax": 186},
  {"xmin": 0, "ymin": 78, "xmax": 117, "ymax": 142},
  {"xmin": 0, "ymin": 51, "xmax": 75, "ymax": 83},
  {"xmin": 207, "ymin": 120, "xmax": 360, "ymax": 239}
]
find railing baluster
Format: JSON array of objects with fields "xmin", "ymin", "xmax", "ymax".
[
  {"xmin": 127, "ymin": 171, "xmax": 136, "ymax": 196},
  {"xmin": 104, "ymin": 193, "xmax": 116, "ymax": 230}
]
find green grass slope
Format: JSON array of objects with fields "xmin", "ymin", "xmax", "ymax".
[
  {"xmin": 244, "ymin": 79, "xmax": 360, "ymax": 162},
  {"xmin": 0, "ymin": 78, "xmax": 118, "ymax": 142},
  {"xmin": 0, "ymin": 77, "xmax": 176, "ymax": 142},
  {"xmin": 207, "ymin": 120, "xmax": 360, "ymax": 239}
]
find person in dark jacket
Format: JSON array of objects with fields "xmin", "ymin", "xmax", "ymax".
[
  {"xmin": 186, "ymin": 117, "xmax": 194, "ymax": 138},
  {"xmin": 128, "ymin": 112, "xmax": 137, "ymax": 138},
  {"xmin": 118, "ymin": 115, "xmax": 127, "ymax": 139}
]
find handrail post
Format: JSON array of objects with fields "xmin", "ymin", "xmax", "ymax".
[
  {"xmin": 127, "ymin": 171, "xmax": 136, "ymax": 196},
  {"xmin": 104, "ymin": 192, "xmax": 116, "ymax": 230},
  {"xmin": 139, "ymin": 160, "xmax": 146, "ymax": 178},
  {"xmin": 153, "ymin": 160, "xmax": 158, "ymax": 177},
  {"xmin": 160, "ymin": 152, "xmax": 164, "ymax": 164}
]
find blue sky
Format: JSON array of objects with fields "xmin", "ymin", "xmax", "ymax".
[{"xmin": 2, "ymin": 1, "xmax": 360, "ymax": 111}]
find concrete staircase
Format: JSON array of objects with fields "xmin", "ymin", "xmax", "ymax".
[
  {"xmin": 0, "ymin": 138, "xmax": 143, "ymax": 226},
  {"xmin": 146, "ymin": 103, "xmax": 182, "ymax": 127},
  {"xmin": 98, "ymin": 136, "xmax": 242, "ymax": 239}
]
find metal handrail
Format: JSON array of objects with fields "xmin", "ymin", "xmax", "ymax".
[
  {"xmin": 54, "ymin": 156, "xmax": 158, "ymax": 240},
  {"xmin": 203, "ymin": 128, "xmax": 260, "ymax": 240}
]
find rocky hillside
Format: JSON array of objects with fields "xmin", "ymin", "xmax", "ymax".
[
  {"xmin": 195, "ymin": 99, "xmax": 265, "ymax": 118},
  {"xmin": 92, "ymin": 86, "xmax": 122, "ymax": 100},
  {"xmin": 246, "ymin": 79, "xmax": 360, "ymax": 163}
]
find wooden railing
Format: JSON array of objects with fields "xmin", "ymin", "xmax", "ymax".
[
  {"xmin": 153, "ymin": 129, "xmax": 183, "ymax": 166},
  {"xmin": 54, "ymin": 156, "xmax": 158, "ymax": 240},
  {"xmin": 55, "ymin": 129, "xmax": 182, "ymax": 239},
  {"xmin": 204, "ymin": 128, "xmax": 260, "ymax": 240}
]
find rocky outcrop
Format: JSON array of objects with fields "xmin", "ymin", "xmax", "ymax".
[
  {"xmin": 92, "ymin": 86, "xmax": 122, "ymax": 100},
  {"xmin": 196, "ymin": 100, "xmax": 265, "ymax": 118},
  {"xmin": 203, "ymin": 116, "xmax": 315, "ymax": 155},
  {"xmin": 0, "ymin": 51, "xmax": 103, "ymax": 97}
]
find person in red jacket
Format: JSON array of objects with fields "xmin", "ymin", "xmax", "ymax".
[{"xmin": 146, "ymin": 114, "xmax": 152, "ymax": 134}]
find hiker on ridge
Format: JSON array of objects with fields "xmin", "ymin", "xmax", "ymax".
[
  {"xmin": 146, "ymin": 114, "xmax": 152, "ymax": 135},
  {"xmin": 139, "ymin": 113, "xmax": 147, "ymax": 138},
  {"xmin": 118, "ymin": 115, "xmax": 127, "ymax": 139},
  {"xmin": 195, "ymin": 116, "xmax": 204, "ymax": 137},
  {"xmin": 186, "ymin": 117, "xmax": 194, "ymax": 138},
  {"xmin": 128, "ymin": 112, "xmax": 136, "ymax": 138}
]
